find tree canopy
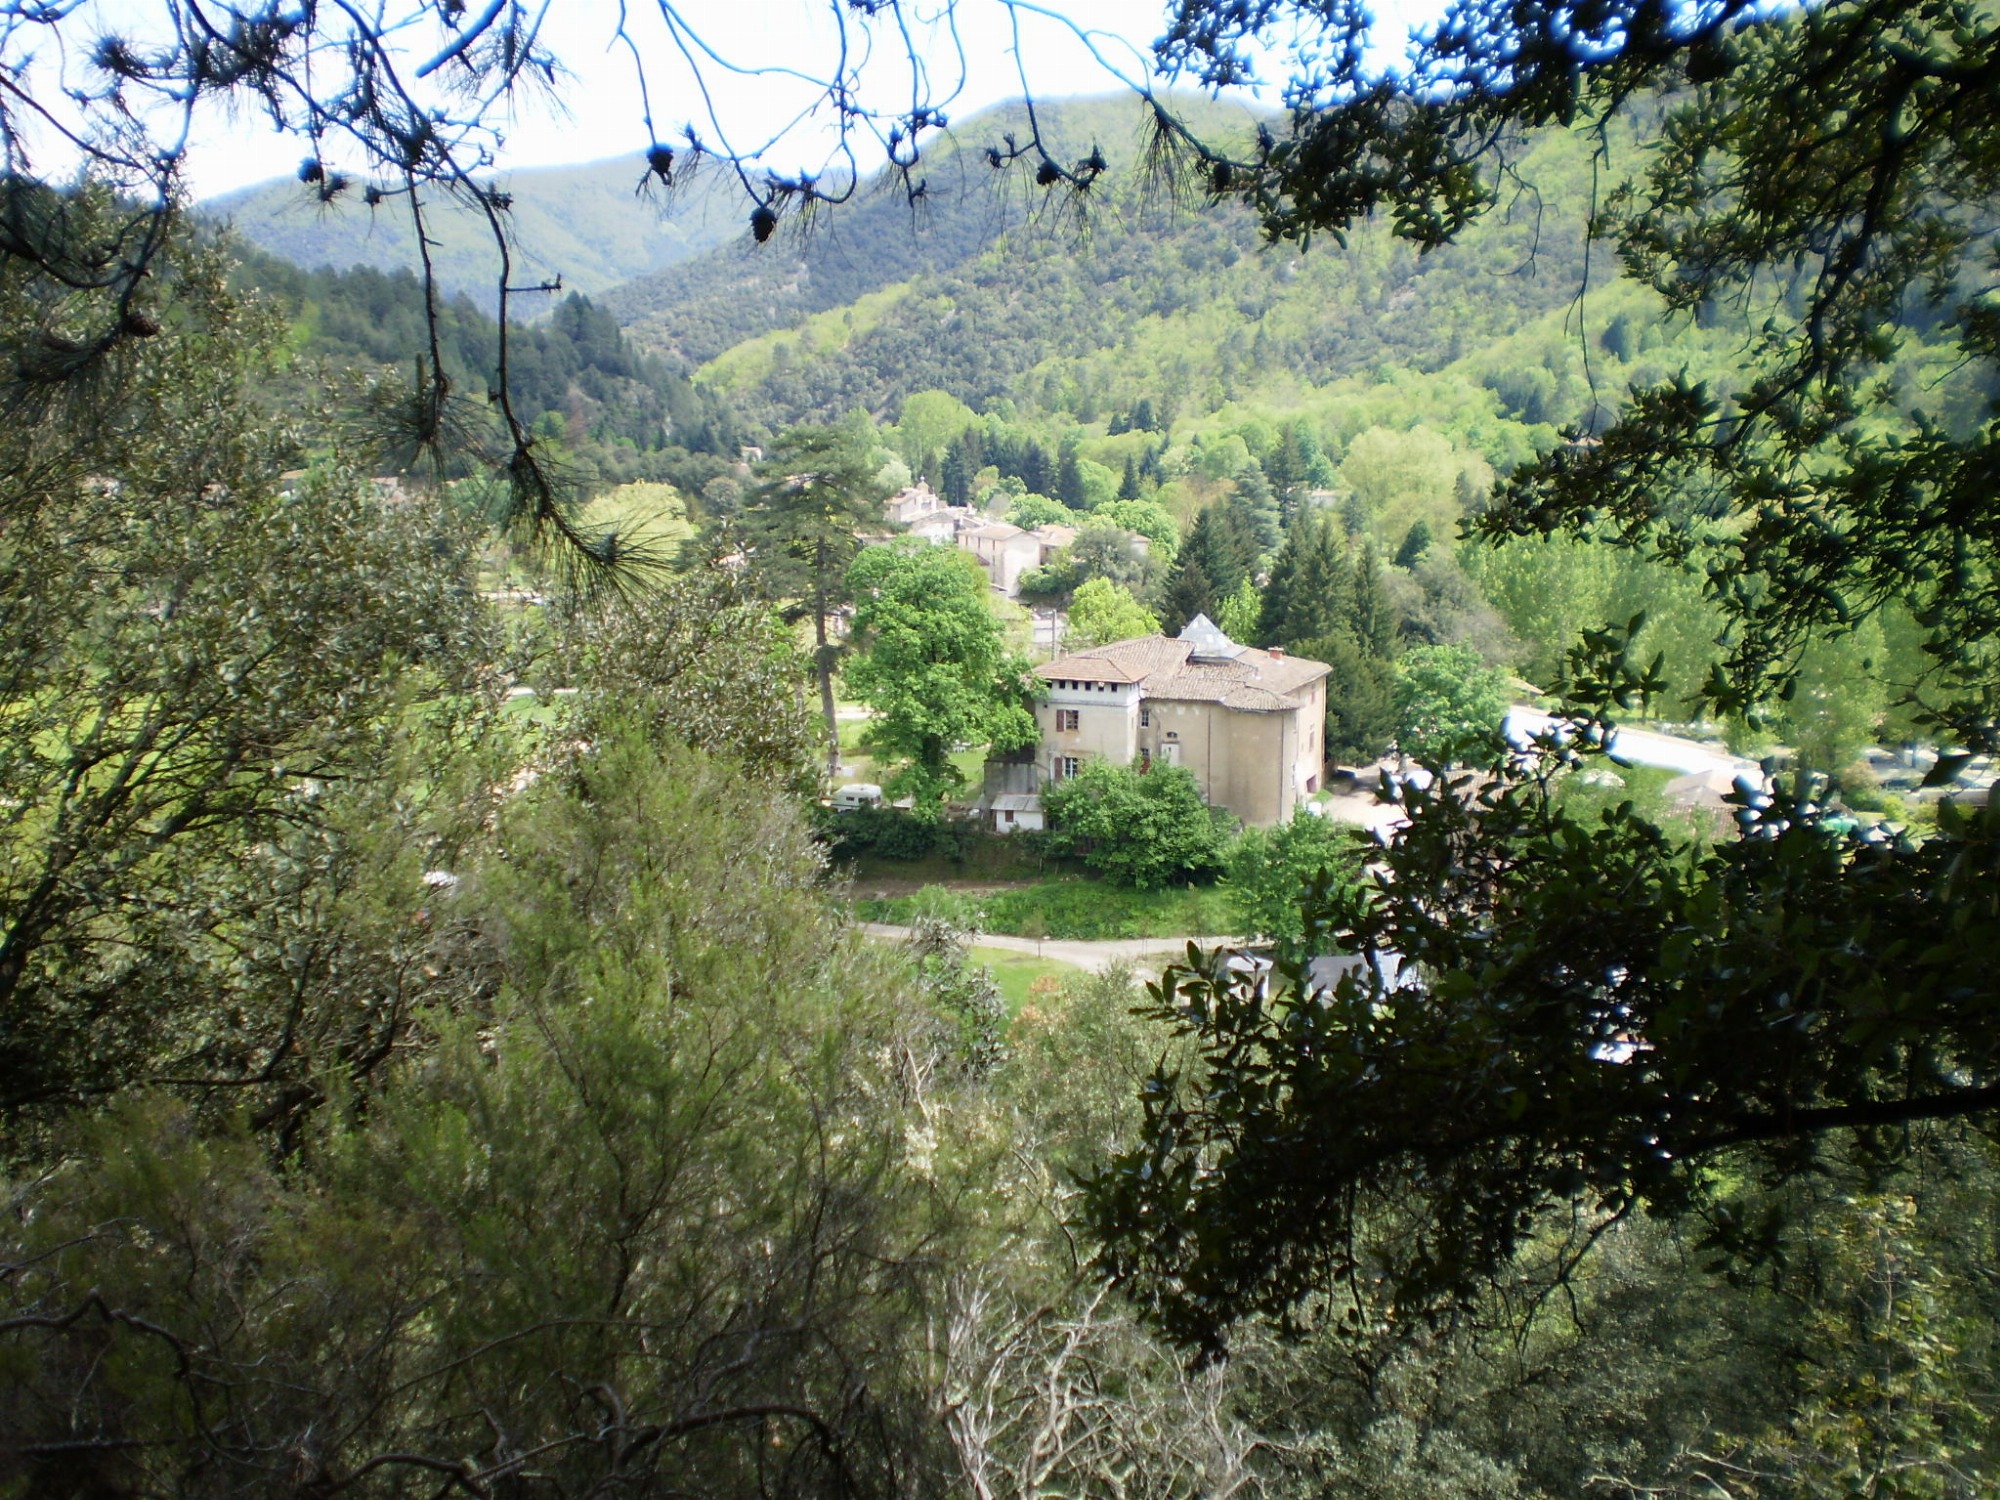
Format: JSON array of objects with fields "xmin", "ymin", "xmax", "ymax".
[
  {"xmin": 843, "ymin": 542, "xmax": 1039, "ymax": 808},
  {"xmin": 1043, "ymin": 761, "xmax": 1229, "ymax": 890},
  {"xmin": 737, "ymin": 425, "xmax": 882, "ymax": 777}
]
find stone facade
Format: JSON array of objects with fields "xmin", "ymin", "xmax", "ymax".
[{"xmin": 1032, "ymin": 616, "xmax": 1330, "ymax": 827}]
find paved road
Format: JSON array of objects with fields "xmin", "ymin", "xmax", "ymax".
[
  {"xmin": 1503, "ymin": 706, "xmax": 1759, "ymax": 778},
  {"xmin": 859, "ymin": 922, "xmax": 1238, "ymax": 974}
]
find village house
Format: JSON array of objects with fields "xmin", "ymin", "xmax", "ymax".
[
  {"xmin": 883, "ymin": 481, "xmax": 944, "ymax": 526},
  {"xmin": 959, "ymin": 521, "xmax": 1076, "ymax": 596},
  {"xmin": 1031, "ymin": 615, "xmax": 1330, "ymax": 827}
]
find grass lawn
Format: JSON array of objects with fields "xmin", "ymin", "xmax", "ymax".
[
  {"xmin": 969, "ymin": 945, "xmax": 1079, "ymax": 1014},
  {"xmin": 855, "ymin": 876, "xmax": 1239, "ymax": 941}
]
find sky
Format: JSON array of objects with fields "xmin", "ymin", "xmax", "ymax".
[{"xmin": 19, "ymin": 1, "xmax": 1438, "ymax": 200}]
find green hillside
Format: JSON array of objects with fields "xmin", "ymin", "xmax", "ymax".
[
  {"xmin": 624, "ymin": 102, "xmax": 1612, "ymax": 439},
  {"xmin": 228, "ymin": 241, "xmax": 746, "ymax": 495},
  {"xmin": 602, "ymin": 94, "xmax": 1261, "ymax": 368},
  {"xmin": 203, "ymin": 154, "xmax": 752, "ymax": 310}
]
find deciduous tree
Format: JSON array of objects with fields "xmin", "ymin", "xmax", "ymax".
[
  {"xmin": 1066, "ymin": 577, "xmax": 1160, "ymax": 650},
  {"xmin": 1043, "ymin": 761, "xmax": 1228, "ymax": 890},
  {"xmin": 844, "ymin": 542, "xmax": 1039, "ymax": 809}
]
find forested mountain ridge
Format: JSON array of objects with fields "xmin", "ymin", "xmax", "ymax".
[
  {"xmin": 203, "ymin": 153, "xmax": 751, "ymax": 310},
  {"xmin": 629, "ymin": 93, "xmax": 1986, "ymax": 476},
  {"xmin": 605, "ymin": 95, "xmax": 1612, "ymax": 438},
  {"xmin": 231, "ymin": 241, "xmax": 745, "ymax": 488},
  {"xmin": 600, "ymin": 94, "xmax": 1262, "ymax": 370}
]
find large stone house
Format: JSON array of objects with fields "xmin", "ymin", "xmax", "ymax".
[{"xmin": 1032, "ymin": 616, "xmax": 1330, "ymax": 827}]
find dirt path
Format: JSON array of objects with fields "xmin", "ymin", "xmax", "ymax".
[{"xmin": 858, "ymin": 922, "xmax": 1239, "ymax": 974}]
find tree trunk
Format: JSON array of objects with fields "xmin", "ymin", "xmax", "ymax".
[{"xmin": 816, "ymin": 611, "xmax": 840, "ymax": 779}]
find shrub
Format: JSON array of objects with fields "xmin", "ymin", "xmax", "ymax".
[
  {"xmin": 1225, "ymin": 812, "xmax": 1361, "ymax": 965},
  {"xmin": 811, "ymin": 804, "xmax": 973, "ymax": 862},
  {"xmin": 1042, "ymin": 761, "xmax": 1229, "ymax": 889}
]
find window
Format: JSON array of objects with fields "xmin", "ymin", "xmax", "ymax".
[
  {"xmin": 1056, "ymin": 756, "xmax": 1080, "ymax": 780},
  {"xmin": 1140, "ymin": 705, "xmax": 1151, "ymax": 727},
  {"xmin": 1056, "ymin": 709, "xmax": 1080, "ymax": 732}
]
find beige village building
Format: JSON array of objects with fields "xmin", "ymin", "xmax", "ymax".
[
  {"xmin": 1031, "ymin": 616, "xmax": 1330, "ymax": 827},
  {"xmin": 959, "ymin": 521, "xmax": 1075, "ymax": 596},
  {"xmin": 883, "ymin": 482, "xmax": 945, "ymax": 526}
]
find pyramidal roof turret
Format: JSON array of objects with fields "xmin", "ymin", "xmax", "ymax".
[{"xmin": 1177, "ymin": 613, "xmax": 1245, "ymax": 663}]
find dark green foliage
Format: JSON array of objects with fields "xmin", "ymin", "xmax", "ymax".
[
  {"xmin": 737, "ymin": 425, "xmax": 881, "ymax": 775},
  {"xmin": 0, "ymin": 234, "xmax": 498, "ymax": 1146},
  {"xmin": 1261, "ymin": 515, "xmax": 1400, "ymax": 760},
  {"xmin": 1087, "ymin": 633, "xmax": 2000, "ymax": 1350},
  {"xmin": 1043, "ymin": 761, "xmax": 1229, "ymax": 889},
  {"xmin": 1227, "ymin": 461, "xmax": 1282, "ymax": 552},
  {"xmin": 232, "ymin": 246, "xmax": 742, "ymax": 484},
  {"xmin": 1353, "ymin": 544, "xmax": 1399, "ymax": 658},
  {"xmin": 1056, "ymin": 438, "xmax": 1087, "ymax": 508},
  {"xmin": 0, "ymin": 734, "xmax": 955, "ymax": 1496},
  {"xmin": 1259, "ymin": 508, "xmax": 1355, "ymax": 650},
  {"xmin": 1157, "ymin": 553, "xmax": 1218, "ymax": 637},
  {"xmin": 1161, "ymin": 507, "xmax": 1257, "ymax": 633},
  {"xmin": 810, "ymin": 804, "xmax": 977, "ymax": 863},
  {"xmin": 1395, "ymin": 518, "xmax": 1434, "ymax": 569},
  {"xmin": 1226, "ymin": 812, "xmax": 1361, "ymax": 965},
  {"xmin": 1301, "ymin": 633, "xmax": 1400, "ymax": 762}
]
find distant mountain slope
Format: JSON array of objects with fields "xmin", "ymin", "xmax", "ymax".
[
  {"xmin": 611, "ymin": 99, "xmax": 1612, "ymax": 437},
  {"xmin": 203, "ymin": 155, "xmax": 752, "ymax": 310},
  {"xmin": 600, "ymin": 95, "xmax": 1261, "ymax": 370}
]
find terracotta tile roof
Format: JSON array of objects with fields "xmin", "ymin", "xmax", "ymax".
[
  {"xmin": 1036, "ymin": 630, "xmax": 1328, "ymax": 712},
  {"xmin": 963, "ymin": 521, "xmax": 1028, "ymax": 541}
]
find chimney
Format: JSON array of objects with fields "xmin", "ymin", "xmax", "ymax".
[{"xmin": 1269, "ymin": 647, "xmax": 1284, "ymax": 659}]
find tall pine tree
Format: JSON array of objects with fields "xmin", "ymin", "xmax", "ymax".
[
  {"xmin": 1353, "ymin": 542, "xmax": 1397, "ymax": 660},
  {"xmin": 741, "ymin": 427, "xmax": 880, "ymax": 777},
  {"xmin": 1258, "ymin": 509, "xmax": 1352, "ymax": 650},
  {"xmin": 1157, "ymin": 555, "xmax": 1217, "ymax": 638}
]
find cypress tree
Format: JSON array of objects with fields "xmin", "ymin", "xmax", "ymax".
[
  {"xmin": 1259, "ymin": 509, "xmax": 1352, "ymax": 651},
  {"xmin": 1395, "ymin": 518, "xmax": 1433, "ymax": 570},
  {"xmin": 1180, "ymin": 510, "xmax": 1249, "ymax": 600},
  {"xmin": 1118, "ymin": 455, "xmax": 1141, "ymax": 501},
  {"xmin": 1020, "ymin": 441, "xmax": 1053, "ymax": 496},
  {"xmin": 940, "ymin": 444, "xmax": 971, "ymax": 508},
  {"xmin": 1158, "ymin": 554, "xmax": 1217, "ymax": 638},
  {"xmin": 1056, "ymin": 441, "xmax": 1086, "ymax": 508},
  {"xmin": 1353, "ymin": 542, "xmax": 1397, "ymax": 659}
]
